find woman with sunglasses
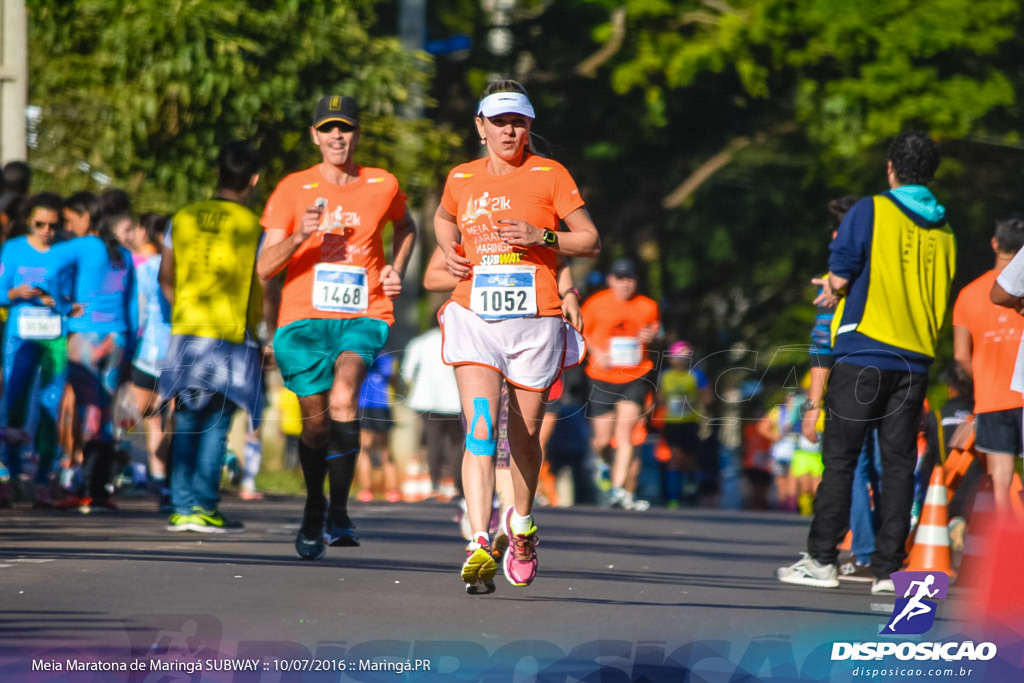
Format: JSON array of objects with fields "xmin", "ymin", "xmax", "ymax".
[{"xmin": 0, "ymin": 193, "xmax": 73, "ymax": 505}]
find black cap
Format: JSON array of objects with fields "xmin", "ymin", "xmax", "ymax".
[
  {"xmin": 313, "ymin": 96, "xmax": 359, "ymax": 129},
  {"xmin": 609, "ymin": 258, "xmax": 637, "ymax": 279}
]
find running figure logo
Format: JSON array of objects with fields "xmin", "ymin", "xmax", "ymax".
[{"xmin": 881, "ymin": 571, "xmax": 949, "ymax": 635}]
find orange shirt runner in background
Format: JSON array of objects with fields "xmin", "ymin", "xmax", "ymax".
[
  {"xmin": 580, "ymin": 288, "xmax": 660, "ymax": 385},
  {"xmin": 952, "ymin": 268, "xmax": 1024, "ymax": 414},
  {"xmin": 440, "ymin": 155, "xmax": 584, "ymax": 317},
  {"xmin": 260, "ymin": 165, "xmax": 408, "ymax": 329}
]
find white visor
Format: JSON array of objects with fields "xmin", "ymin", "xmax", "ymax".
[{"xmin": 477, "ymin": 92, "xmax": 535, "ymax": 119}]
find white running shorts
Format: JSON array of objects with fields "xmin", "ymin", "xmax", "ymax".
[{"xmin": 438, "ymin": 301, "xmax": 585, "ymax": 391}]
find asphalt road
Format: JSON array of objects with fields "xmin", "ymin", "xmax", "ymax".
[{"xmin": 0, "ymin": 496, "xmax": 1020, "ymax": 682}]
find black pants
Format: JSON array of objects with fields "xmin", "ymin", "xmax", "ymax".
[
  {"xmin": 807, "ymin": 362, "xmax": 928, "ymax": 578},
  {"xmin": 422, "ymin": 413, "xmax": 464, "ymax": 492}
]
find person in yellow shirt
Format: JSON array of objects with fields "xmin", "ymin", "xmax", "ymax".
[
  {"xmin": 656, "ymin": 341, "xmax": 711, "ymax": 507},
  {"xmin": 158, "ymin": 141, "xmax": 271, "ymax": 534}
]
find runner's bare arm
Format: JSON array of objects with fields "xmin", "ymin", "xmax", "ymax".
[
  {"xmin": 952, "ymin": 325, "xmax": 974, "ymax": 380},
  {"xmin": 496, "ymin": 207, "xmax": 601, "ymax": 257},
  {"xmin": 435, "ymin": 205, "xmax": 471, "ymax": 280},
  {"xmin": 381, "ymin": 209, "xmax": 417, "ymax": 298},
  {"xmin": 557, "ymin": 260, "xmax": 582, "ymax": 330},
  {"xmin": 423, "ymin": 245, "xmax": 460, "ymax": 293},
  {"xmin": 638, "ymin": 322, "xmax": 659, "ymax": 344},
  {"xmin": 990, "ymin": 278, "xmax": 1024, "ymax": 314},
  {"xmin": 757, "ymin": 412, "xmax": 779, "ymax": 442},
  {"xmin": 261, "ymin": 273, "xmax": 282, "ymax": 343},
  {"xmin": 257, "ymin": 206, "xmax": 323, "ymax": 281},
  {"xmin": 800, "ymin": 365, "xmax": 828, "ymax": 444},
  {"xmin": 6, "ymin": 284, "xmax": 43, "ymax": 302},
  {"xmin": 158, "ymin": 244, "xmax": 175, "ymax": 306}
]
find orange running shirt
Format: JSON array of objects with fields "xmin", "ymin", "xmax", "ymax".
[
  {"xmin": 952, "ymin": 268, "xmax": 1024, "ymax": 413},
  {"xmin": 440, "ymin": 155, "xmax": 585, "ymax": 317},
  {"xmin": 580, "ymin": 288, "xmax": 660, "ymax": 384},
  {"xmin": 261, "ymin": 165, "xmax": 408, "ymax": 329}
]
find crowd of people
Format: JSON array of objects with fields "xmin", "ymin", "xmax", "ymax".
[
  {"xmin": 1, "ymin": 90, "xmax": 1020, "ymax": 596},
  {"xmin": 0, "ymin": 168, "xmax": 158, "ymax": 513}
]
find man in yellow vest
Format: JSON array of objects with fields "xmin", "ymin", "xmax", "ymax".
[
  {"xmin": 777, "ymin": 131, "xmax": 956, "ymax": 594},
  {"xmin": 158, "ymin": 140, "xmax": 271, "ymax": 533}
]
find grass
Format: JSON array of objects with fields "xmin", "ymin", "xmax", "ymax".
[{"xmin": 253, "ymin": 469, "xmax": 308, "ymax": 496}]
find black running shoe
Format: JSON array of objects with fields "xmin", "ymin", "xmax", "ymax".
[
  {"xmin": 324, "ymin": 512, "xmax": 360, "ymax": 547},
  {"xmin": 295, "ymin": 510, "xmax": 326, "ymax": 561}
]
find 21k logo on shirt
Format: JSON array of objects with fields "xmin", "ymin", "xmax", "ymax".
[{"xmin": 461, "ymin": 192, "xmax": 511, "ymax": 223}]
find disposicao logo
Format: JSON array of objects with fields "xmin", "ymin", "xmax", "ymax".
[
  {"xmin": 831, "ymin": 571, "xmax": 997, "ymax": 663},
  {"xmin": 882, "ymin": 570, "xmax": 948, "ymax": 635}
]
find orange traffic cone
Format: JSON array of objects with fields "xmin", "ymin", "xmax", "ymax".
[
  {"xmin": 538, "ymin": 461, "xmax": 560, "ymax": 507},
  {"xmin": 943, "ymin": 448, "xmax": 974, "ymax": 502},
  {"xmin": 943, "ymin": 421, "xmax": 976, "ymax": 498},
  {"xmin": 903, "ymin": 465, "xmax": 956, "ymax": 579},
  {"xmin": 655, "ymin": 438, "xmax": 672, "ymax": 463},
  {"xmin": 401, "ymin": 459, "xmax": 428, "ymax": 503}
]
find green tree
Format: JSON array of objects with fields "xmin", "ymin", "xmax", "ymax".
[
  {"xmin": 582, "ymin": 0, "xmax": 1019, "ymax": 154},
  {"xmin": 518, "ymin": 0, "xmax": 1024, "ymax": 355},
  {"xmin": 27, "ymin": 0, "xmax": 460, "ymax": 212}
]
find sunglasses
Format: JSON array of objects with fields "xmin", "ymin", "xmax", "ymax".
[
  {"xmin": 33, "ymin": 220, "xmax": 59, "ymax": 230},
  {"xmin": 317, "ymin": 122, "xmax": 355, "ymax": 134}
]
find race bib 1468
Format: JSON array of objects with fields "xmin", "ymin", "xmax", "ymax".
[{"xmin": 312, "ymin": 264, "xmax": 369, "ymax": 313}]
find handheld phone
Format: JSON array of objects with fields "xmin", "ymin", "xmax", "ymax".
[{"xmin": 315, "ymin": 197, "xmax": 327, "ymax": 212}]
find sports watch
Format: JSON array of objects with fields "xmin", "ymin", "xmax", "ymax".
[{"xmin": 542, "ymin": 229, "xmax": 558, "ymax": 247}]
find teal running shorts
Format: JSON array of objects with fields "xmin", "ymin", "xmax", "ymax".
[{"xmin": 273, "ymin": 318, "xmax": 388, "ymax": 396}]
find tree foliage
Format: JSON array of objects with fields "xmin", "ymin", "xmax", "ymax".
[
  {"xmin": 27, "ymin": 0, "xmax": 460, "ymax": 212},
  {"xmin": 436, "ymin": 0, "xmax": 1022, "ymax": 366},
  {"xmin": 25, "ymin": 0, "xmax": 1024, "ymax": 389},
  {"xmin": 582, "ymin": 0, "xmax": 1019, "ymax": 155}
]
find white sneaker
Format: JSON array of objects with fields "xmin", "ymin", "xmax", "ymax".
[
  {"xmin": 871, "ymin": 577, "xmax": 895, "ymax": 595},
  {"xmin": 777, "ymin": 553, "xmax": 839, "ymax": 588},
  {"xmin": 607, "ymin": 487, "xmax": 629, "ymax": 508},
  {"xmin": 608, "ymin": 487, "xmax": 650, "ymax": 511}
]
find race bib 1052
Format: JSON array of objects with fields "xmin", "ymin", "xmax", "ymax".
[{"xmin": 470, "ymin": 265, "xmax": 538, "ymax": 320}]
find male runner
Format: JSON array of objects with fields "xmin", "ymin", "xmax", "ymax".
[{"xmin": 257, "ymin": 95, "xmax": 416, "ymax": 560}]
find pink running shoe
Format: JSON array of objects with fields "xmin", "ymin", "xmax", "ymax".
[{"xmin": 502, "ymin": 506, "xmax": 539, "ymax": 587}]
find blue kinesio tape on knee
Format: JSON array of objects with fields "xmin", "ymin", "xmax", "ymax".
[{"xmin": 465, "ymin": 397, "xmax": 497, "ymax": 457}]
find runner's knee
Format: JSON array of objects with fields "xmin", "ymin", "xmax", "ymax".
[{"xmin": 465, "ymin": 397, "xmax": 497, "ymax": 457}]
